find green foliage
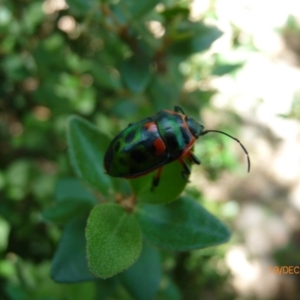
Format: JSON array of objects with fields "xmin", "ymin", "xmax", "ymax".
[
  {"xmin": 121, "ymin": 57, "xmax": 153, "ymax": 93},
  {"xmin": 130, "ymin": 160, "xmax": 188, "ymax": 204},
  {"xmin": 169, "ymin": 22, "xmax": 222, "ymax": 57},
  {"xmin": 0, "ymin": 0, "xmax": 242, "ymax": 298},
  {"xmin": 67, "ymin": 116, "xmax": 112, "ymax": 194},
  {"xmin": 120, "ymin": 241, "xmax": 161, "ymax": 300},
  {"xmin": 138, "ymin": 197, "xmax": 231, "ymax": 251},
  {"xmin": 86, "ymin": 203, "xmax": 142, "ymax": 279},
  {"xmin": 58, "ymin": 116, "xmax": 231, "ymax": 281},
  {"xmin": 51, "ymin": 215, "xmax": 95, "ymax": 282},
  {"xmin": 43, "ymin": 178, "xmax": 96, "ymax": 223}
]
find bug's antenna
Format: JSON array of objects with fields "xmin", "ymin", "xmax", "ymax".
[{"xmin": 201, "ymin": 130, "xmax": 251, "ymax": 172}]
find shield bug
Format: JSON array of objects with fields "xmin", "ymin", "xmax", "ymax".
[{"xmin": 104, "ymin": 106, "xmax": 250, "ymax": 190}]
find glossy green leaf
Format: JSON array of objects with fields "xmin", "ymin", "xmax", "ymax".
[
  {"xmin": 43, "ymin": 199, "xmax": 93, "ymax": 223},
  {"xmin": 137, "ymin": 197, "xmax": 231, "ymax": 250},
  {"xmin": 43, "ymin": 178, "xmax": 97, "ymax": 223},
  {"xmin": 130, "ymin": 160, "xmax": 189, "ymax": 204},
  {"xmin": 121, "ymin": 57, "xmax": 152, "ymax": 93},
  {"xmin": 55, "ymin": 178, "xmax": 97, "ymax": 203},
  {"xmin": 51, "ymin": 215, "xmax": 96, "ymax": 283},
  {"xmin": 67, "ymin": 116, "xmax": 112, "ymax": 195},
  {"xmin": 86, "ymin": 203, "xmax": 142, "ymax": 279},
  {"xmin": 121, "ymin": 241, "xmax": 161, "ymax": 300}
]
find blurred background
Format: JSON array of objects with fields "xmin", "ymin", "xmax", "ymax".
[{"xmin": 1, "ymin": 0, "xmax": 300, "ymax": 299}]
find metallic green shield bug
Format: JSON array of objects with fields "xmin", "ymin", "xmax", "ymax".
[{"xmin": 104, "ymin": 106, "xmax": 250, "ymax": 190}]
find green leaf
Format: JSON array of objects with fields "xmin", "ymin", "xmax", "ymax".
[
  {"xmin": 91, "ymin": 64, "xmax": 121, "ymax": 91},
  {"xmin": 131, "ymin": 0, "xmax": 160, "ymax": 19},
  {"xmin": 22, "ymin": 2, "xmax": 44, "ymax": 34},
  {"xmin": 67, "ymin": 116, "xmax": 112, "ymax": 195},
  {"xmin": 43, "ymin": 199, "xmax": 93, "ymax": 223},
  {"xmin": 120, "ymin": 57, "xmax": 152, "ymax": 93},
  {"xmin": 121, "ymin": 241, "xmax": 161, "ymax": 300},
  {"xmin": 137, "ymin": 197, "xmax": 231, "ymax": 250},
  {"xmin": 130, "ymin": 160, "xmax": 188, "ymax": 204},
  {"xmin": 86, "ymin": 203, "xmax": 142, "ymax": 279},
  {"xmin": 43, "ymin": 178, "xmax": 97, "ymax": 223},
  {"xmin": 118, "ymin": 0, "xmax": 160, "ymax": 20},
  {"xmin": 51, "ymin": 215, "xmax": 96, "ymax": 283},
  {"xmin": 170, "ymin": 22, "xmax": 222, "ymax": 56},
  {"xmin": 161, "ymin": 6, "xmax": 190, "ymax": 20},
  {"xmin": 66, "ymin": 0, "xmax": 101, "ymax": 18},
  {"xmin": 55, "ymin": 178, "xmax": 97, "ymax": 203},
  {"xmin": 147, "ymin": 75, "xmax": 182, "ymax": 111},
  {"xmin": 111, "ymin": 99, "xmax": 139, "ymax": 118}
]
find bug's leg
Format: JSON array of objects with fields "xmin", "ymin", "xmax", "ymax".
[
  {"xmin": 179, "ymin": 158, "xmax": 191, "ymax": 182},
  {"xmin": 174, "ymin": 106, "xmax": 185, "ymax": 115},
  {"xmin": 151, "ymin": 167, "xmax": 163, "ymax": 191},
  {"xmin": 188, "ymin": 152, "xmax": 201, "ymax": 165}
]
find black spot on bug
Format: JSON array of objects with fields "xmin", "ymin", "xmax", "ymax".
[
  {"xmin": 130, "ymin": 149, "xmax": 147, "ymax": 163},
  {"xmin": 114, "ymin": 141, "xmax": 121, "ymax": 152},
  {"xmin": 104, "ymin": 148, "xmax": 114, "ymax": 171},
  {"xmin": 119, "ymin": 157, "xmax": 127, "ymax": 166},
  {"xmin": 125, "ymin": 130, "xmax": 136, "ymax": 143},
  {"xmin": 164, "ymin": 132, "xmax": 182, "ymax": 158},
  {"xmin": 180, "ymin": 126, "xmax": 192, "ymax": 145},
  {"xmin": 148, "ymin": 142, "xmax": 157, "ymax": 155},
  {"xmin": 165, "ymin": 134, "xmax": 179, "ymax": 150}
]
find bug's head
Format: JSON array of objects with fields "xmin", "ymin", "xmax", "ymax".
[{"xmin": 186, "ymin": 117, "xmax": 205, "ymax": 138}]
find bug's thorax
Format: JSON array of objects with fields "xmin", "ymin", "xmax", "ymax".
[{"xmin": 185, "ymin": 117, "xmax": 205, "ymax": 139}]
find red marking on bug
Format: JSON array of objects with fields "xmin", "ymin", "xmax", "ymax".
[
  {"xmin": 179, "ymin": 136, "xmax": 197, "ymax": 161},
  {"xmin": 144, "ymin": 121, "xmax": 157, "ymax": 133},
  {"xmin": 153, "ymin": 138, "xmax": 166, "ymax": 156}
]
